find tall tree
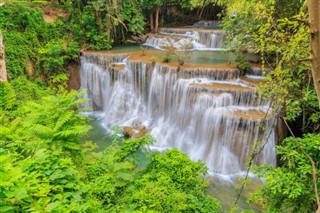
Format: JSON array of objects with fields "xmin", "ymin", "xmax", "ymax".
[
  {"xmin": 307, "ymin": 2, "xmax": 320, "ymax": 210},
  {"xmin": 142, "ymin": 0, "xmax": 165, "ymax": 33},
  {"xmin": 307, "ymin": 0, "xmax": 320, "ymax": 110}
]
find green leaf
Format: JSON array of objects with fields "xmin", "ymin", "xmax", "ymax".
[
  {"xmin": 0, "ymin": 205, "xmax": 14, "ymax": 213},
  {"xmin": 15, "ymin": 189, "xmax": 29, "ymax": 200},
  {"xmin": 45, "ymin": 201, "xmax": 61, "ymax": 212}
]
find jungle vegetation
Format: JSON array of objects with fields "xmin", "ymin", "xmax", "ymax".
[{"xmin": 0, "ymin": 0, "xmax": 319, "ymax": 212}]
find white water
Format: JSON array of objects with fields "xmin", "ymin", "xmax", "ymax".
[
  {"xmin": 80, "ymin": 53, "xmax": 276, "ymax": 178},
  {"xmin": 144, "ymin": 28, "xmax": 225, "ymax": 51}
]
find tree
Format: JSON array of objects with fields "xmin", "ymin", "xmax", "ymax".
[
  {"xmin": 307, "ymin": 0, "xmax": 320, "ymax": 109},
  {"xmin": 142, "ymin": 0, "xmax": 165, "ymax": 33},
  {"xmin": 180, "ymin": 0, "xmax": 216, "ymax": 19}
]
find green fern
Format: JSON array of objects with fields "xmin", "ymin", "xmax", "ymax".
[
  {"xmin": 54, "ymin": 111, "xmax": 75, "ymax": 132},
  {"xmin": 7, "ymin": 89, "xmax": 92, "ymax": 158},
  {"xmin": 60, "ymin": 141, "xmax": 82, "ymax": 151},
  {"xmin": 31, "ymin": 124, "xmax": 54, "ymax": 140},
  {"xmin": 0, "ymin": 82, "xmax": 17, "ymax": 111}
]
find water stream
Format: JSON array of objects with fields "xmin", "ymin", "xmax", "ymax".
[{"xmin": 145, "ymin": 27, "xmax": 226, "ymax": 50}]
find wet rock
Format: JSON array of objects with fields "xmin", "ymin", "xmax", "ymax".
[
  {"xmin": 123, "ymin": 125, "xmax": 149, "ymax": 139},
  {"xmin": 109, "ymin": 63, "xmax": 125, "ymax": 72}
]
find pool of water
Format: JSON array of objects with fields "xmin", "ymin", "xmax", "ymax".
[
  {"xmin": 187, "ymin": 50, "xmax": 234, "ymax": 64},
  {"xmin": 110, "ymin": 44, "xmax": 146, "ymax": 52},
  {"xmin": 83, "ymin": 117, "xmax": 262, "ymax": 212},
  {"xmin": 208, "ymin": 178, "xmax": 262, "ymax": 212},
  {"xmin": 82, "ymin": 116, "xmax": 113, "ymax": 151},
  {"xmin": 109, "ymin": 45, "xmax": 258, "ymax": 66}
]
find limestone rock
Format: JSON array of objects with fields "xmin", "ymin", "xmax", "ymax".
[
  {"xmin": 123, "ymin": 125, "xmax": 149, "ymax": 139},
  {"xmin": 0, "ymin": 32, "xmax": 7, "ymax": 82}
]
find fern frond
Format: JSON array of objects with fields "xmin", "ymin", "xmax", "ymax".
[
  {"xmin": 0, "ymin": 126, "xmax": 11, "ymax": 139},
  {"xmin": 0, "ymin": 82, "xmax": 17, "ymax": 111},
  {"xmin": 54, "ymin": 111, "xmax": 74, "ymax": 131},
  {"xmin": 53, "ymin": 125, "xmax": 89, "ymax": 139},
  {"xmin": 116, "ymin": 172, "xmax": 134, "ymax": 182},
  {"xmin": 62, "ymin": 141, "xmax": 81, "ymax": 151},
  {"xmin": 31, "ymin": 124, "xmax": 54, "ymax": 139},
  {"xmin": 113, "ymin": 161, "xmax": 134, "ymax": 172}
]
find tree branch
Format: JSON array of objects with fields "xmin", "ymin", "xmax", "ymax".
[
  {"xmin": 290, "ymin": 18, "xmax": 310, "ymax": 26},
  {"xmin": 282, "ymin": 118, "xmax": 320, "ymax": 213},
  {"xmin": 298, "ymin": 56, "xmax": 313, "ymax": 62},
  {"xmin": 232, "ymin": 104, "xmax": 275, "ymax": 209}
]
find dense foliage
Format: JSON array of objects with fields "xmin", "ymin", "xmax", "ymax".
[
  {"xmin": 220, "ymin": 0, "xmax": 320, "ymax": 133},
  {"xmin": 112, "ymin": 149, "xmax": 220, "ymax": 212},
  {"xmin": 0, "ymin": 78, "xmax": 220, "ymax": 212},
  {"xmin": 68, "ymin": 0, "xmax": 145, "ymax": 49},
  {"xmin": 0, "ymin": 3, "xmax": 79, "ymax": 80},
  {"xmin": 252, "ymin": 134, "xmax": 320, "ymax": 212},
  {"xmin": 0, "ymin": 1, "xmax": 146, "ymax": 80},
  {"xmin": 219, "ymin": 1, "xmax": 320, "ymax": 212},
  {"xmin": 0, "ymin": 1, "xmax": 222, "ymax": 80}
]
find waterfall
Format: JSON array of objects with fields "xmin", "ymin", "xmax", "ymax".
[
  {"xmin": 144, "ymin": 28, "xmax": 225, "ymax": 50},
  {"xmin": 80, "ymin": 52, "xmax": 276, "ymax": 178}
]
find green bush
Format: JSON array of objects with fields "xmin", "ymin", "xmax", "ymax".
[
  {"xmin": 162, "ymin": 54, "xmax": 171, "ymax": 63},
  {"xmin": 251, "ymin": 134, "xmax": 320, "ymax": 212},
  {"xmin": 235, "ymin": 51, "xmax": 250, "ymax": 75},
  {"xmin": 112, "ymin": 149, "xmax": 221, "ymax": 212}
]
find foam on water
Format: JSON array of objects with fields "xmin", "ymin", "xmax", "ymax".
[{"xmin": 144, "ymin": 28, "xmax": 226, "ymax": 51}]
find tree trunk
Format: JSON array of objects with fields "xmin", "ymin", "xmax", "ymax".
[
  {"xmin": 0, "ymin": 33, "xmax": 7, "ymax": 82},
  {"xmin": 155, "ymin": 4, "xmax": 160, "ymax": 33},
  {"xmin": 308, "ymin": 0, "xmax": 320, "ymax": 110},
  {"xmin": 198, "ymin": 0, "xmax": 207, "ymax": 19},
  {"xmin": 149, "ymin": 13, "xmax": 154, "ymax": 33},
  {"xmin": 307, "ymin": 3, "xmax": 320, "ymax": 211}
]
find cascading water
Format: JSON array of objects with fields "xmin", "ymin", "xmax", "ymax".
[
  {"xmin": 144, "ymin": 27, "xmax": 225, "ymax": 50},
  {"xmin": 80, "ymin": 52, "xmax": 276, "ymax": 178}
]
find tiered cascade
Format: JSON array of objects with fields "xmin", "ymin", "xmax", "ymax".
[
  {"xmin": 144, "ymin": 27, "xmax": 225, "ymax": 50},
  {"xmin": 80, "ymin": 52, "xmax": 276, "ymax": 177}
]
